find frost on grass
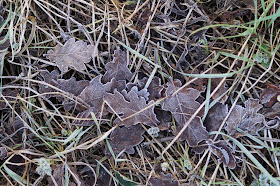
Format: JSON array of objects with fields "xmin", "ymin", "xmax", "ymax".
[
  {"xmin": 161, "ymin": 79, "xmax": 208, "ymax": 146},
  {"xmin": 104, "ymin": 89, "xmax": 159, "ymax": 127},
  {"xmin": 149, "ymin": 173, "xmax": 179, "ymax": 186},
  {"xmin": 207, "ymin": 140, "xmax": 236, "ymax": 169},
  {"xmin": 105, "ymin": 124, "xmax": 145, "ymax": 156},
  {"xmin": 45, "ymin": 38, "xmax": 95, "ymax": 73},
  {"xmin": 103, "ymin": 48, "xmax": 133, "ymax": 83},
  {"xmin": 225, "ymin": 98, "xmax": 265, "ymax": 137}
]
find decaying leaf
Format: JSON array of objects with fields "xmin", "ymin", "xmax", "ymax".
[
  {"xmin": 122, "ymin": 86, "xmax": 149, "ymax": 101},
  {"xmin": 225, "ymin": 99, "xmax": 265, "ymax": 137},
  {"xmin": 210, "ymin": 69, "xmax": 228, "ymax": 103},
  {"xmin": 57, "ymin": 77, "xmax": 89, "ymax": 97},
  {"xmin": 78, "ymin": 75, "xmax": 113, "ymax": 114},
  {"xmin": 138, "ymin": 77, "xmax": 164, "ymax": 100},
  {"xmin": 0, "ymin": 89, "xmax": 17, "ymax": 110},
  {"xmin": 207, "ymin": 140, "xmax": 236, "ymax": 169},
  {"xmin": 154, "ymin": 108, "xmax": 172, "ymax": 130},
  {"xmin": 0, "ymin": 36, "xmax": 10, "ymax": 50},
  {"xmin": 0, "ymin": 147, "xmax": 8, "ymax": 160},
  {"xmin": 261, "ymin": 102, "xmax": 280, "ymax": 120},
  {"xmin": 161, "ymin": 79, "xmax": 208, "ymax": 146},
  {"xmin": 204, "ymin": 103, "xmax": 228, "ymax": 134},
  {"xmin": 45, "ymin": 38, "xmax": 95, "ymax": 73},
  {"xmin": 38, "ymin": 70, "xmax": 59, "ymax": 98},
  {"xmin": 103, "ymin": 48, "xmax": 133, "ymax": 83},
  {"xmin": 260, "ymin": 84, "xmax": 280, "ymax": 107},
  {"xmin": 47, "ymin": 165, "xmax": 64, "ymax": 186},
  {"xmin": 149, "ymin": 173, "xmax": 180, "ymax": 186},
  {"xmin": 104, "ymin": 89, "xmax": 159, "ymax": 127},
  {"xmin": 72, "ymin": 108, "xmax": 97, "ymax": 126},
  {"xmin": 57, "ymin": 77, "xmax": 89, "ymax": 111},
  {"xmin": 105, "ymin": 124, "xmax": 145, "ymax": 156}
]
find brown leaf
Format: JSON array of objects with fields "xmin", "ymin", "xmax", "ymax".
[
  {"xmin": 154, "ymin": 108, "xmax": 172, "ymax": 130},
  {"xmin": 38, "ymin": 70, "xmax": 59, "ymax": 99},
  {"xmin": 78, "ymin": 75, "xmax": 113, "ymax": 114},
  {"xmin": 121, "ymin": 86, "xmax": 149, "ymax": 101},
  {"xmin": 204, "ymin": 103, "xmax": 228, "ymax": 133},
  {"xmin": 47, "ymin": 166, "xmax": 64, "ymax": 186},
  {"xmin": 72, "ymin": 108, "xmax": 97, "ymax": 126},
  {"xmin": 0, "ymin": 36, "xmax": 10, "ymax": 50},
  {"xmin": 225, "ymin": 99, "xmax": 265, "ymax": 137},
  {"xmin": 210, "ymin": 69, "xmax": 228, "ymax": 103},
  {"xmin": 149, "ymin": 173, "xmax": 180, "ymax": 186},
  {"xmin": 103, "ymin": 48, "xmax": 133, "ymax": 83},
  {"xmin": 0, "ymin": 89, "xmax": 17, "ymax": 110},
  {"xmin": 0, "ymin": 147, "xmax": 8, "ymax": 160},
  {"xmin": 46, "ymin": 38, "xmax": 95, "ymax": 73},
  {"xmin": 260, "ymin": 84, "xmax": 280, "ymax": 107},
  {"xmin": 161, "ymin": 79, "xmax": 208, "ymax": 146},
  {"xmin": 138, "ymin": 77, "xmax": 164, "ymax": 100},
  {"xmin": 57, "ymin": 77, "xmax": 89, "ymax": 97},
  {"xmin": 105, "ymin": 124, "xmax": 145, "ymax": 156},
  {"xmin": 207, "ymin": 140, "xmax": 236, "ymax": 169},
  {"xmin": 57, "ymin": 77, "xmax": 89, "ymax": 111},
  {"xmin": 261, "ymin": 102, "xmax": 280, "ymax": 120},
  {"xmin": 104, "ymin": 89, "xmax": 159, "ymax": 127}
]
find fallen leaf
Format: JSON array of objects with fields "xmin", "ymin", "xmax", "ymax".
[
  {"xmin": 0, "ymin": 89, "xmax": 17, "ymax": 110},
  {"xmin": 161, "ymin": 79, "xmax": 208, "ymax": 146},
  {"xmin": 104, "ymin": 89, "xmax": 159, "ymax": 127},
  {"xmin": 0, "ymin": 147, "xmax": 8, "ymax": 160},
  {"xmin": 260, "ymin": 84, "xmax": 280, "ymax": 107},
  {"xmin": 0, "ymin": 36, "xmax": 10, "ymax": 50},
  {"xmin": 38, "ymin": 70, "xmax": 59, "ymax": 99},
  {"xmin": 207, "ymin": 140, "xmax": 236, "ymax": 169},
  {"xmin": 78, "ymin": 75, "xmax": 113, "ymax": 114},
  {"xmin": 225, "ymin": 99, "xmax": 265, "ymax": 137},
  {"xmin": 122, "ymin": 86, "xmax": 149, "ymax": 101},
  {"xmin": 72, "ymin": 108, "xmax": 97, "ymax": 126},
  {"xmin": 45, "ymin": 38, "xmax": 95, "ymax": 73},
  {"xmin": 47, "ymin": 166, "xmax": 64, "ymax": 186},
  {"xmin": 149, "ymin": 173, "xmax": 180, "ymax": 186},
  {"xmin": 261, "ymin": 102, "xmax": 280, "ymax": 120},
  {"xmin": 103, "ymin": 48, "xmax": 133, "ymax": 83},
  {"xmin": 154, "ymin": 108, "xmax": 172, "ymax": 130},
  {"xmin": 138, "ymin": 77, "xmax": 164, "ymax": 100},
  {"xmin": 57, "ymin": 77, "xmax": 89, "ymax": 111},
  {"xmin": 204, "ymin": 103, "xmax": 228, "ymax": 134},
  {"xmin": 57, "ymin": 77, "xmax": 89, "ymax": 97},
  {"xmin": 105, "ymin": 124, "xmax": 145, "ymax": 156},
  {"xmin": 210, "ymin": 69, "xmax": 228, "ymax": 103}
]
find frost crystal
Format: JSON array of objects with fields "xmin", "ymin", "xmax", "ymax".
[
  {"xmin": 148, "ymin": 127, "xmax": 160, "ymax": 137},
  {"xmin": 161, "ymin": 162, "xmax": 169, "ymax": 172},
  {"xmin": 183, "ymin": 159, "xmax": 192, "ymax": 170},
  {"xmin": 36, "ymin": 158, "xmax": 52, "ymax": 176}
]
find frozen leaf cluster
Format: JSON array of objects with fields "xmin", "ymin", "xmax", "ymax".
[{"xmin": 36, "ymin": 158, "xmax": 52, "ymax": 176}]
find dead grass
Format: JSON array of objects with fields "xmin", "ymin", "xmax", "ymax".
[{"xmin": 0, "ymin": 0, "xmax": 280, "ymax": 185}]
